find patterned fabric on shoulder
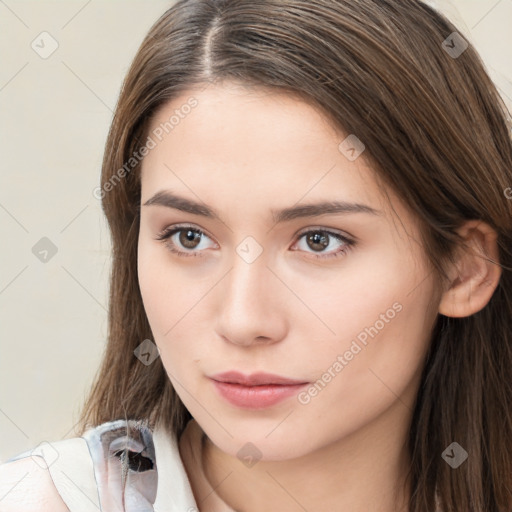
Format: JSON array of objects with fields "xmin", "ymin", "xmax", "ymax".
[{"xmin": 81, "ymin": 418, "xmax": 158, "ymax": 512}]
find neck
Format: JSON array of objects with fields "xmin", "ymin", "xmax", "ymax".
[{"xmin": 200, "ymin": 399, "xmax": 414, "ymax": 512}]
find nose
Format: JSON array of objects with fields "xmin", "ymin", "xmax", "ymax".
[{"xmin": 214, "ymin": 247, "xmax": 289, "ymax": 347}]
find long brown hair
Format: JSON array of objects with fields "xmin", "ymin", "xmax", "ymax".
[{"xmin": 77, "ymin": 1, "xmax": 512, "ymax": 510}]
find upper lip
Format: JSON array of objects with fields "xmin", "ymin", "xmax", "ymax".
[{"xmin": 209, "ymin": 371, "xmax": 308, "ymax": 386}]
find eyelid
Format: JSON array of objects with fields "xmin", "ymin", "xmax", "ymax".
[
  {"xmin": 155, "ymin": 223, "xmax": 355, "ymax": 259},
  {"xmin": 289, "ymin": 226, "xmax": 355, "ymax": 259},
  {"xmin": 294, "ymin": 225, "xmax": 356, "ymax": 242},
  {"xmin": 155, "ymin": 223, "xmax": 218, "ymax": 245},
  {"xmin": 156, "ymin": 223, "xmax": 355, "ymax": 242}
]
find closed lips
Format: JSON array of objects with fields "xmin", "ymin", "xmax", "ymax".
[{"xmin": 209, "ymin": 371, "xmax": 309, "ymax": 386}]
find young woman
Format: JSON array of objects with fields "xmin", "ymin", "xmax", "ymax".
[{"xmin": 1, "ymin": 0, "xmax": 511, "ymax": 511}]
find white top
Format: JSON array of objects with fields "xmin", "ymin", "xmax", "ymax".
[
  {"xmin": 1, "ymin": 418, "xmax": 236, "ymax": 512},
  {"xmin": 2, "ymin": 418, "xmax": 440, "ymax": 511}
]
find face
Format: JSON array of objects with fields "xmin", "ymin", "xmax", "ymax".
[{"xmin": 137, "ymin": 81, "xmax": 440, "ymax": 460}]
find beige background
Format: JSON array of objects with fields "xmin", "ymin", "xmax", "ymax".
[{"xmin": 0, "ymin": 0, "xmax": 511, "ymax": 462}]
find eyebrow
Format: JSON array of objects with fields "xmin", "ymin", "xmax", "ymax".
[{"xmin": 142, "ymin": 190, "xmax": 381, "ymax": 223}]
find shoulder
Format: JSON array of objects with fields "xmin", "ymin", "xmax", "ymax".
[
  {"xmin": 0, "ymin": 419, "xmax": 157, "ymax": 511},
  {"xmin": 0, "ymin": 457, "xmax": 69, "ymax": 511}
]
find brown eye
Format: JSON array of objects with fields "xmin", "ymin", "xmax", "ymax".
[
  {"xmin": 305, "ymin": 231, "xmax": 330, "ymax": 252},
  {"xmin": 292, "ymin": 228, "xmax": 355, "ymax": 260},
  {"xmin": 155, "ymin": 224, "xmax": 217, "ymax": 257},
  {"xmin": 179, "ymin": 229, "xmax": 202, "ymax": 249}
]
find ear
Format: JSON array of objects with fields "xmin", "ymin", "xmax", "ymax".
[{"xmin": 438, "ymin": 220, "xmax": 501, "ymax": 318}]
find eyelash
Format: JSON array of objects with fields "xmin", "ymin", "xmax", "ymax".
[{"xmin": 154, "ymin": 224, "xmax": 356, "ymax": 260}]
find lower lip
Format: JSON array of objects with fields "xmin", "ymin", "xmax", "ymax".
[{"xmin": 210, "ymin": 379, "xmax": 308, "ymax": 409}]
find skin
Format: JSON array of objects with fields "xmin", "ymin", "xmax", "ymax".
[{"xmin": 137, "ymin": 81, "xmax": 501, "ymax": 512}]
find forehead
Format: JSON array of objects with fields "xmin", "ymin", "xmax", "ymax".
[
  {"xmin": 139, "ymin": 82, "xmax": 406, "ymax": 226},
  {"xmin": 145, "ymin": 82, "xmax": 342, "ymax": 159}
]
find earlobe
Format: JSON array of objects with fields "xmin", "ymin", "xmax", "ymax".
[{"xmin": 438, "ymin": 220, "xmax": 502, "ymax": 318}]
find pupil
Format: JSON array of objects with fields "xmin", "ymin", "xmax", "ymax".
[
  {"xmin": 180, "ymin": 229, "xmax": 200, "ymax": 248},
  {"xmin": 308, "ymin": 232, "xmax": 328, "ymax": 251}
]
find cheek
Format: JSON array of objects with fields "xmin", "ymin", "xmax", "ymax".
[
  {"xmin": 301, "ymin": 298, "xmax": 431, "ymax": 445},
  {"xmin": 137, "ymin": 235, "xmax": 184, "ymax": 339},
  {"xmin": 137, "ymin": 236, "xmax": 207, "ymax": 375},
  {"xmin": 288, "ymin": 241, "xmax": 419, "ymax": 350},
  {"xmin": 292, "ymin": 295, "xmax": 433, "ymax": 452},
  {"xmin": 296, "ymin": 243, "xmax": 434, "ymax": 402}
]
